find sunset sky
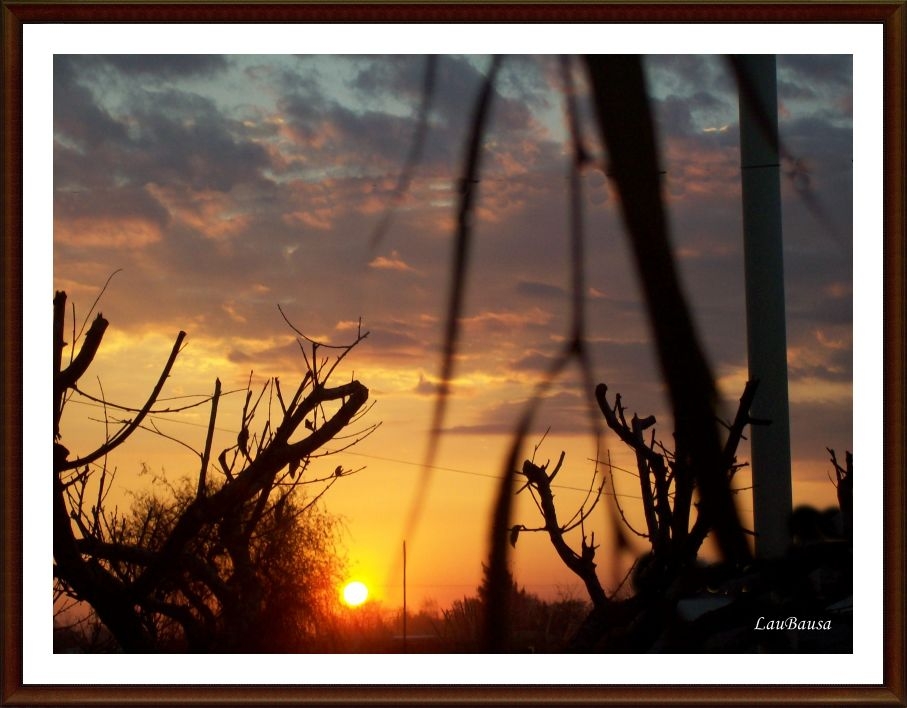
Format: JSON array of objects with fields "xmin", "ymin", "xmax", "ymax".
[{"xmin": 51, "ymin": 52, "xmax": 855, "ymax": 611}]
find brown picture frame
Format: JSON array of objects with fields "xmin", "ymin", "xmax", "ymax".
[{"xmin": 2, "ymin": 2, "xmax": 904, "ymax": 705}]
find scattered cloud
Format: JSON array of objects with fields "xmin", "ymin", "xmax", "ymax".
[
  {"xmin": 516, "ymin": 280, "xmax": 566, "ymax": 300},
  {"xmin": 413, "ymin": 373, "xmax": 444, "ymax": 397},
  {"xmin": 369, "ymin": 250, "xmax": 418, "ymax": 273},
  {"xmin": 463, "ymin": 307, "xmax": 553, "ymax": 331},
  {"xmin": 53, "ymin": 53, "xmax": 853, "ymax": 492}
]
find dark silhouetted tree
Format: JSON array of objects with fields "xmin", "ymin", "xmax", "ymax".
[
  {"xmin": 510, "ymin": 380, "xmax": 761, "ymax": 650},
  {"xmin": 53, "ymin": 290, "xmax": 376, "ymax": 651}
]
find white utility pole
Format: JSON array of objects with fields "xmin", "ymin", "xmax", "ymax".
[{"xmin": 737, "ymin": 55, "xmax": 793, "ymax": 558}]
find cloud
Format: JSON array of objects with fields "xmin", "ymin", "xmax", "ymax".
[
  {"xmin": 335, "ymin": 319, "xmax": 361, "ymax": 332},
  {"xmin": 516, "ymin": 280, "xmax": 566, "ymax": 300},
  {"xmin": 779, "ymin": 55, "xmax": 853, "ymax": 111},
  {"xmin": 510, "ymin": 350, "xmax": 558, "ymax": 373},
  {"xmin": 787, "ymin": 327, "xmax": 853, "ymax": 384},
  {"xmin": 441, "ymin": 388, "xmax": 595, "ymax": 437},
  {"xmin": 53, "ymin": 57, "xmax": 133, "ymax": 154},
  {"xmin": 369, "ymin": 250, "xmax": 417, "ymax": 273},
  {"xmin": 55, "ymin": 216, "xmax": 162, "ymax": 249},
  {"xmin": 147, "ymin": 185, "xmax": 252, "ymax": 241},
  {"xmin": 54, "ymin": 185, "xmax": 170, "ymax": 249},
  {"xmin": 460, "ymin": 308, "xmax": 555, "ymax": 339},
  {"xmin": 54, "ymin": 58, "xmax": 273, "ymax": 196},
  {"xmin": 224, "ymin": 338, "xmax": 305, "ymax": 371},
  {"xmin": 413, "ymin": 373, "xmax": 444, "ymax": 397},
  {"xmin": 128, "ymin": 95, "xmax": 272, "ymax": 192},
  {"xmin": 97, "ymin": 55, "xmax": 231, "ymax": 79}
]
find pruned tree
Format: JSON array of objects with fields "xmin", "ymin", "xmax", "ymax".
[
  {"xmin": 515, "ymin": 380, "xmax": 856, "ymax": 652},
  {"xmin": 595, "ymin": 380, "xmax": 762, "ymax": 580},
  {"xmin": 512, "ymin": 451, "xmax": 608, "ymax": 609},
  {"xmin": 510, "ymin": 379, "xmax": 763, "ymax": 650},
  {"xmin": 52, "ymin": 290, "xmax": 376, "ymax": 651}
]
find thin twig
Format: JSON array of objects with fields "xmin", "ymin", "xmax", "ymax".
[
  {"xmin": 61, "ymin": 331, "xmax": 187, "ymax": 472},
  {"xmin": 197, "ymin": 378, "xmax": 221, "ymax": 500},
  {"xmin": 74, "ymin": 268, "xmax": 123, "ymax": 347}
]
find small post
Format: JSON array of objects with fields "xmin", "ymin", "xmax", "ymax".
[{"xmin": 402, "ymin": 540, "xmax": 408, "ymax": 653}]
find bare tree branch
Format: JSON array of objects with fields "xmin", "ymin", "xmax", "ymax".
[
  {"xmin": 59, "ymin": 330, "xmax": 186, "ymax": 472},
  {"xmin": 519, "ymin": 459, "xmax": 608, "ymax": 609},
  {"xmin": 197, "ymin": 378, "xmax": 221, "ymax": 500}
]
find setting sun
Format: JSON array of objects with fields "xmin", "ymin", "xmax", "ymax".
[{"xmin": 341, "ymin": 581, "xmax": 369, "ymax": 607}]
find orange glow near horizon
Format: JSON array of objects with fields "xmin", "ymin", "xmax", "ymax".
[{"xmin": 51, "ymin": 327, "xmax": 847, "ymax": 613}]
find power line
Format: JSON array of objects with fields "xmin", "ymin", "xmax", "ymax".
[
  {"xmin": 64, "ymin": 397, "xmax": 754, "ymax": 506},
  {"xmin": 336, "ymin": 450, "xmax": 644, "ymax": 499},
  {"xmin": 68, "ymin": 397, "xmax": 638, "ymax": 496},
  {"xmin": 66, "ymin": 398, "xmax": 241, "ymax": 435}
]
